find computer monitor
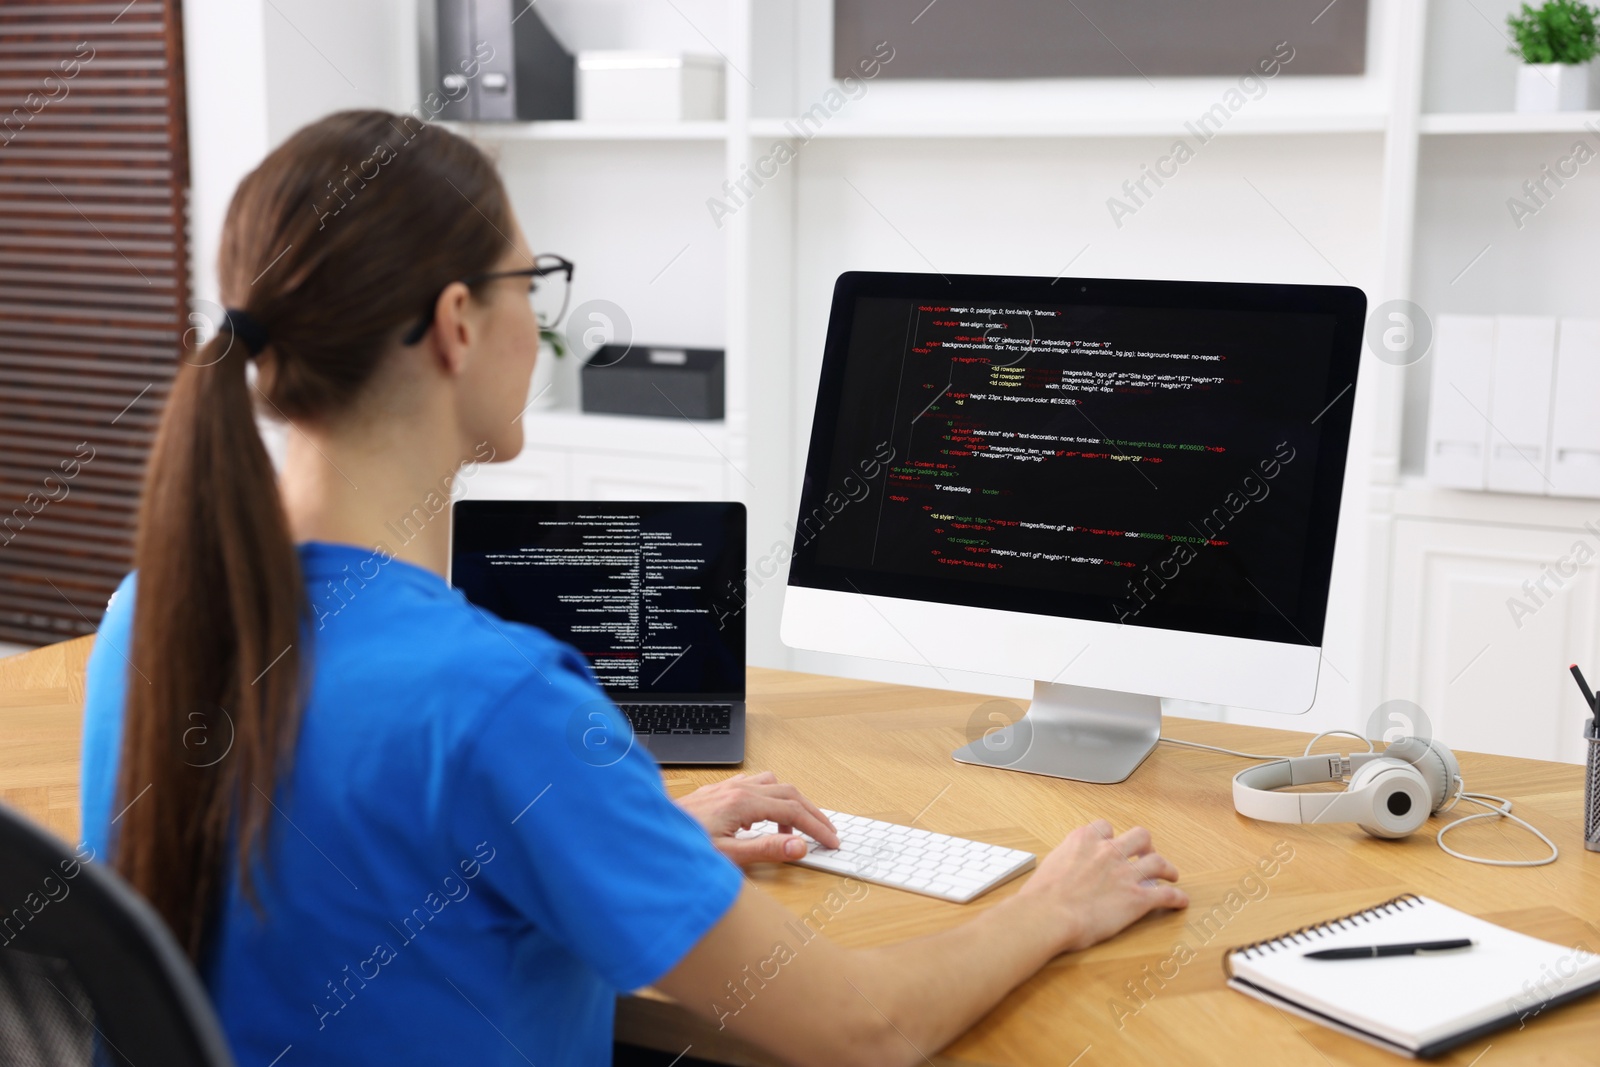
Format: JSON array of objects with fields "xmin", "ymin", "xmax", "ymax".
[{"xmin": 781, "ymin": 271, "xmax": 1365, "ymax": 783}]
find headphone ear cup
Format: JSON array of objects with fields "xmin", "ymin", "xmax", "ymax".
[
  {"xmin": 1348, "ymin": 759, "xmax": 1432, "ymax": 839},
  {"xmin": 1382, "ymin": 737, "xmax": 1461, "ymax": 814}
]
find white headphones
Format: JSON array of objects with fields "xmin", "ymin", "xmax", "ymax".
[
  {"xmin": 1233, "ymin": 736, "xmax": 1463, "ymax": 840},
  {"xmin": 1164, "ymin": 729, "xmax": 1559, "ymax": 866}
]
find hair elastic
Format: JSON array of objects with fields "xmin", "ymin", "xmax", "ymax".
[{"xmin": 222, "ymin": 308, "xmax": 269, "ymax": 357}]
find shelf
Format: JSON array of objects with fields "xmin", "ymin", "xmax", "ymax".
[
  {"xmin": 1383, "ymin": 477, "xmax": 1600, "ymax": 530},
  {"xmin": 1420, "ymin": 111, "xmax": 1600, "ymax": 135},
  {"xmin": 437, "ymin": 111, "xmax": 1600, "ymax": 141},
  {"xmin": 746, "ymin": 112, "xmax": 1388, "ymax": 139},
  {"xmin": 439, "ymin": 120, "xmax": 727, "ymax": 142},
  {"xmin": 518, "ymin": 405, "xmax": 730, "ymax": 460}
]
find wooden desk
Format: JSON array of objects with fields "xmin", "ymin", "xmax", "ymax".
[
  {"xmin": 6, "ymin": 639, "xmax": 1599, "ymax": 1064},
  {"xmin": 634, "ymin": 671, "xmax": 1600, "ymax": 1066},
  {"xmin": 0, "ymin": 635, "xmax": 89, "ymax": 843}
]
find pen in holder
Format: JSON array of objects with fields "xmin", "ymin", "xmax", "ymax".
[
  {"xmin": 1587, "ymin": 719, "xmax": 1600, "ymax": 853},
  {"xmin": 1568, "ymin": 666, "xmax": 1600, "ymax": 852}
]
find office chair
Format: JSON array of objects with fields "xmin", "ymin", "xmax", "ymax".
[{"xmin": 0, "ymin": 801, "xmax": 236, "ymax": 1067}]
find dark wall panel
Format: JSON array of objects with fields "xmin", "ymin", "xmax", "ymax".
[{"xmin": 835, "ymin": 0, "xmax": 1368, "ymax": 79}]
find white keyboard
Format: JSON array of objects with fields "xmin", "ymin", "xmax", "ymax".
[{"xmin": 735, "ymin": 809, "xmax": 1037, "ymax": 903}]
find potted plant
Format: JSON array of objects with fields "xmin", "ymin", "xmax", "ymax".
[
  {"xmin": 526, "ymin": 325, "xmax": 567, "ymax": 411},
  {"xmin": 1508, "ymin": 0, "xmax": 1600, "ymax": 112}
]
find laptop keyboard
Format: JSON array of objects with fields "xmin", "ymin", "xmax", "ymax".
[{"xmin": 621, "ymin": 703, "xmax": 733, "ymax": 735}]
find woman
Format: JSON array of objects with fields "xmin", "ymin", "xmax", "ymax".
[{"xmin": 81, "ymin": 111, "xmax": 1187, "ymax": 1066}]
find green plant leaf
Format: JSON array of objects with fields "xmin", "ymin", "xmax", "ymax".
[{"xmin": 1507, "ymin": 0, "xmax": 1600, "ymax": 65}]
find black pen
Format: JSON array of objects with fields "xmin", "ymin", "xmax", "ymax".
[
  {"xmin": 1572, "ymin": 665, "xmax": 1597, "ymax": 729},
  {"xmin": 1305, "ymin": 939, "xmax": 1474, "ymax": 960}
]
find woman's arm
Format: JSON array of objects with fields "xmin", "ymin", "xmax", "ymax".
[{"xmin": 655, "ymin": 819, "xmax": 1186, "ymax": 1067}]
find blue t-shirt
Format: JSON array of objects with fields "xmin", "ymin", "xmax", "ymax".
[{"xmin": 81, "ymin": 541, "xmax": 742, "ymax": 1066}]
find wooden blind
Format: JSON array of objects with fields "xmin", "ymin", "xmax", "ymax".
[{"xmin": 0, "ymin": 0, "xmax": 189, "ymax": 645}]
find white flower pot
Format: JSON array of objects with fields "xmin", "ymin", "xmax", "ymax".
[
  {"xmin": 524, "ymin": 340, "xmax": 559, "ymax": 411},
  {"xmin": 1515, "ymin": 62, "xmax": 1595, "ymax": 112}
]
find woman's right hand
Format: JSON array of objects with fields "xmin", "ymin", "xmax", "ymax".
[
  {"xmin": 1017, "ymin": 819, "xmax": 1188, "ymax": 954},
  {"xmin": 663, "ymin": 819, "xmax": 1188, "ymax": 1067}
]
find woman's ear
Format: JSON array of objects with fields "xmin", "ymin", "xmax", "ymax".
[{"xmin": 429, "ymin": 280, "xmax": 475, "ymax": 377}]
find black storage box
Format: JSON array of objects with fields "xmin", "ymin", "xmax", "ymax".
[
  {"xmin": 580, "ymin": 345, "xmax": 724, "ymax": 420},
  {"xmin": 433, "ymin": 0, "xmax": 574, "ymax": 121}
]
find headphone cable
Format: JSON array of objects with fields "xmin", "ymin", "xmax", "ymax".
[
  {"xmin": 1158, "ymin": 734, "xmax": 1560, "ymax": 867},
  {"xmin": 1436, "ymin": 790, "xmax": 1559, "ymax": 867}
]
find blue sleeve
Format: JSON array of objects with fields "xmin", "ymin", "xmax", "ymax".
[
  {"xmin": 81, "ymin": 572, "xmax": 137, "ymax": 860},
  {"xmin": 451, "ymin": 644, "xmax": 743, "ymax": 992}
]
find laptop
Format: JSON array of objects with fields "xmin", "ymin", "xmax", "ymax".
[{"xmin": 449, "ymin": 500, "xmax": 746, "ymax": 765}]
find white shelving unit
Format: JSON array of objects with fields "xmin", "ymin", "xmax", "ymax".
[
  {"xmin": 746, "ymin": 114, "xmax": 1392, "ymax": 138},
  {"xmin": 443, "ymin": 120, "xmax": 729, "ymax": 141},
  {"xmin": 1365, "ymin": 0, "xmax": 1600, "ymax": 763},
  {"xmin": 197, "ymin": 0, "xmax": 1600, "ymax": 755},
  {"xmin": 1420, "ymin": 109, "xmax": 1600, "ymax": 133}
]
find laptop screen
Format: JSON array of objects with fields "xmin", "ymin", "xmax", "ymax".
[{"xmin": 450, "ymin": 500, "xmax": 746, "ymax": 700}]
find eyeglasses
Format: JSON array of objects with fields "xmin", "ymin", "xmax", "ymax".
[{"xmin": 401, "ymin": 253, "xmax": 574, "ymax": 346}]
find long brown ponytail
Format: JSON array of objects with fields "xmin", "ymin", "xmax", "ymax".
[{"xmin": 116, "ymin": 110, "xmax": 515, "ymax": 961}]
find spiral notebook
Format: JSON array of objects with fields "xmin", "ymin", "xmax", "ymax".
[{"xmin": 1225, "ymin": 895, "xmax": 1600, "ymax": 1059}]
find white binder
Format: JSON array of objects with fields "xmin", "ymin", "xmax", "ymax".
[
  {"xmin": 1425, "ymin": 315, "xmax": 1493, "ymax": 490},
  {"xmin": 1485, "ymin": 315, "xmax": 1557, "ymax": 494},
  {"xmin": 1551, "ymin": 318, "xmax": 1600, "ymax": 497}
]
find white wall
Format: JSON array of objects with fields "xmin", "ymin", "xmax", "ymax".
[
  {"xmin": 1423, "ymin": 0, "xmax": 1527, "ymax": 115},
  {"xmin": 189, "ymin": 0, "xmax": 423, "ymax": 468},
  {"xmin": 490, "ymin": 139, "xmax": 726, "ymax": 349},
  {"xmin": 185, "ymin": 0, "xmax": 417, "ymax": 302},
  {"xmin": 183, "ymin": 0, "xmax": 269, "ymax": 308},
  {"xmin": 263, "ymin": 0, "xmax": 417, "ymax": 145},
  {"xmin": 533, "ymin": 0, "xmax": 730, "ymax": 54}
]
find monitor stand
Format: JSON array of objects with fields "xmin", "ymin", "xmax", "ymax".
[{"xmin": 951, "ymin": 680, "xmax": 1161, "ymax": 784}]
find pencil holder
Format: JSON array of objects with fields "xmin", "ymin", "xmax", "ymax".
[{"xmin": 1587, "ymin": 720, "xmax": 1600, "ymax": 853}]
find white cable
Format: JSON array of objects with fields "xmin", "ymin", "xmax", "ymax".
[
  {"xmin": 1158, "ymin": 737, "xmax": 1283, "ymax": 760},
  {"xmin": 1437, "ymin": 772, "xmax": 1465, "ymax": 815},
  {"xmin": 1162, "ymin": 734, "xmax": 1560, "ymax": 867},
  {"xmin": 1436, "ymin": 791, "xmax": 1560, "ymax": 867},
  {"xmin": 1158, "ymin": 729, "xmax": 1375, "ymax": 761}
]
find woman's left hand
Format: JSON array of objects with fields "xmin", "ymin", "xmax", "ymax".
[{"xmin": 676, "ymin": 771, "xmax": 840, "ymax": 867}]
